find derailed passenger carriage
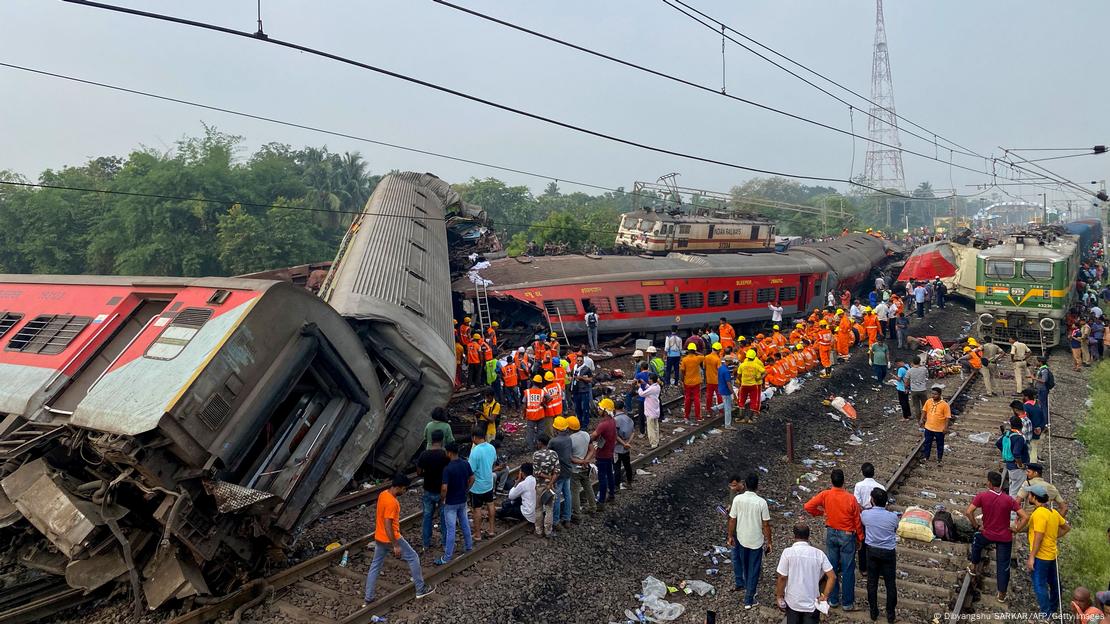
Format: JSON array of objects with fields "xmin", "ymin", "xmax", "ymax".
[
  {"xmin": 0, "ymin": 277, "xmax": 383, "ymax": 606},
  {"xmin": 0, "ymin": 172, "xmax": 457, "ymax": 610},
  {"xmin": 456, "ymin": 234, "xmax": 888, "ymax": 336}
]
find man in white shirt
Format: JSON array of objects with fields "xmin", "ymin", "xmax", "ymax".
[
  {"xmin": 852, "ymin": 462, "xmax": 882, "ymax": 577},
  {"xmin": 776, "ymin": 522, "xmax": 836, "ymax": 624},
  {"xmin": 728, "ymin": 472, "xmax": 772, "ymax": 609},
  {"xmin": 768, "ymin": 301, "xmax": 784, "ymax": 324},
  {"xmin": 496, "ymin": 464, "xmax": 536, "ymax": 523},
  {"xmin": 849, "ymin": 302, "xmax": 862, "ymax": 322},
  {"xmin": 873, "ymin": 301, "xmax": 889, "ymax": 326}
]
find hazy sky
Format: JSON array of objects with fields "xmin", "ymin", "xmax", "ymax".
[{"xmin": 2, "ymin": 1, "xmax": 1108, "ymax": 206}]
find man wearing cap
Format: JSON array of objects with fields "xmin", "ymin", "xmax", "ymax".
[
  {"xmin": 567, "ymin": 415, "xmax": 596, "ymax": 518},
  {"xmin": 715, "ymin": 347, "xmax": 737, "ymax": 429},
  {"xmin": 548, "ymin": 417, "xmax": 575, "ymax": 530},
  {"xmin": 704, "ymin": 343, "xmax": 723, "ymax": 411},
  {"xmin": 964, "ymin": 471, "xmax": 1027, "ymax": 604},
  {"xmin": 592, "ymin": 398, "xmax": 619, "ymax": 507},
  {"xmin": 738, "ymin": 349, "xmax": 766, "ymax": 424},
  {"xmin": 1018, "ymin": 463, "xmax": 1068, "ymax": 517},
  {"xmin": 680, "ymin": 343, "xmax": 705, "ymax": 422},
  {"xmin": 647, "ymin": 346, "xmax": 665, "ymax": 379},
  {"xmin": 1009, "ymin": 336, "xmax": 1032, "ymax": 394},
  {"xmin": 1014, "ymin": 484, "xmax": 1070, "ymax": 618},
  {"xmin": 523, "ymin": 375, "xmax": 547, "ymax": 449}
]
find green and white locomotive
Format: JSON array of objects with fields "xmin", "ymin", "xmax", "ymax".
[{"xmin": 975, "ymin": 231, "xmax": 1079, "ymax": 349}]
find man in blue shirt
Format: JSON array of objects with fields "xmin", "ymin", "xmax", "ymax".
[
  {"xmin": 996, "ymin": 415, "xmax": 1029, "ymax": 498},
  {"xmin": 861, "ymin": 488, "xmax": 900, "ymax": 624},
  {"xmin": 633, "ymin": 362, "xmax": 651, "ymax": 435},
  {"xmin": 436, "ymin": 442, "xmax": 473, "ymax": 565},
  {"xmin": 1022, "ymin": 388, "xmax": 1046, "ymax": 464},
  {"xmin": 894, "ymin": 359, "xmax": 911, "ymax": 420},
  {"xmin": 468, "ymin": 427, "xmax": 498, "ymax": 540},
  {"xmin": 716, "ymin": 356, "xmax": 736, "ymax": 429}
]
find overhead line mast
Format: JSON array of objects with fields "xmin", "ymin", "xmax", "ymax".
[{"xmin": 862, "ymin": 0, "xmax": 906, "ymax": 193}]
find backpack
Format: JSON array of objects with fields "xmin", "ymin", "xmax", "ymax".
[
  {"xmin": 585, "ymin": 312, "xmax": 598, "ymax": 328},
  {"xmin": 932, "ymin": 510, "xmax": 957, "ymax": 541},
  {"xmin": 1001, "ymin": 431, "xmax": 1021, "ymax": 463},
  {"xmin": 1042, "ymin": 367, "xmax": 1055, "ymax": 391}
]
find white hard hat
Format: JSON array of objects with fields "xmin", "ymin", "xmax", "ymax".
[
  {"xmin": 646, "ymin": 346, "xmax": 658, "ymax": 353},
  {"xmin": 633, "ymin": 349, "xmax": 645, "ymax": 357}
]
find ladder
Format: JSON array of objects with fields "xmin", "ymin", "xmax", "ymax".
[
  {"xmin": 551, "ymin": 310, "xmax": 571, "ymax": 347},
  {"xmin": 475, "ymin": 282, "xmax": 492, "ymax": 333}
]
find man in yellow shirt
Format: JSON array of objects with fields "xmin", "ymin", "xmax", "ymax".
[
  {"xmin": 479, "ymin": 390, "xmax": 501, "ymax": 441},
  {"xmin": 679, "ymin": 343, "xmax": 705, "ymax": 422},
  {"xmin": 919, "ymin": 386, "xmax": 950, "ymax": 465},
  {"xmin": 737, "ymin": 349, "xmax": 766, "ymax": 424},
  {"xmin": 1015, "ymin": 484, "xmax": 1069, "ymax": 617}
]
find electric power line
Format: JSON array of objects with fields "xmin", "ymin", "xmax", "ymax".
[
  {"xmin": 663, "ymin": 0, "xmax": 992, "ymax": 163},
  {"xmin": 429, "ymin": 0, "xmax": 995, "ymax": 178}
]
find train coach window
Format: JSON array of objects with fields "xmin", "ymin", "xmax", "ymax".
[
  {"xmin": 6, "ymin": 314, "xmax": 92, "ymax": 355},
  {"xmin": 1022, "ymin": 261, "xmax": 1053, "ymax": 281},
  {"xmin": 678, "ymin": 224, "xmax": 691, "ymax": 235},
  {"xmin": 985, "ymin": 260, "xmax": 1015, "ymax": 279},
  {"xmin": 708, "ymin": 291, "xmax": 730, "ymax": 307},
  {"xmin": 778, "ymin": 287, "xmax": 798, "ymax": 302},
  {"xmin": 583, "ymin": 297, "xmax": 612, "ymax": 314},
  {"xmin": 678, "ymin": 292, "xmax": 704, "ymax": 309},
  {"xmin": 750, "ymin": 226, "xmax": 761, "ymax": 240},
  {"xmin": 145, "ymin": 307, "xmax": 215, "ymax": 360},
  {"xmin": 542, "ymin": 299, "xmax": 578, "ymax": 317},
  {"xmin": 734, "ymin": 289, "xmax": 754, "ymax": 305},
  {"xmin": 615, "ymin": 295, "xmax": 645, "ymax": 313},
  {"xmin": 0, "ymin": 312, "xmax": 23, "ymax": 340},
  {"xmin": 649, "ymin": 293, "xmax": 676, "ymax": 311},
  {"xmin": 756, "ymin": 288, "xmax": 776, "ymax": 303}
]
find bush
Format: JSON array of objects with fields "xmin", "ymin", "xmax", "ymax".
[{"xmin": 1060, "ymin": 363, "xmax": 1110, "ymax": 592}]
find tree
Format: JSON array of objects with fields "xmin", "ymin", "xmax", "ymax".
[{"xmin": 912, "ymin": 181, "xmax": 935, "ymax": 198}]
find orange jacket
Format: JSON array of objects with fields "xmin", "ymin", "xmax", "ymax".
[
  {"xmin": 789, "ymin": 328, "xmax": 805, "ymax": 344},
  {"xmin": 835, "ymin": 329, "xmax": 852, "ymax": 354},
  {"xmin": 524, "ymin": 387, "xmax": 546, "ymax": 420},
  {"xmin": 771, "ymin": 332, "xmax": 787, "ymax": 348},
  {"xmin": 719, "ymin": 323, "xmax": 737, "ymax": 347},
  {"xmin": 486, "ymin": 327, "xmax": 498, "ymax": 346},
  {"xmin": 543, "ymin": 382, "xmax": 563, "ymax": 416},
  {"xmin": 466, "ymin": 341, "xmax": 481, "ymax": 364},
  {"xmin": 502, "ymin": 361, "xmax": 519, "ymax": 387},
  {"xmin": 459, "ymin": 324, "xmax": 472, "ymax": 344}
]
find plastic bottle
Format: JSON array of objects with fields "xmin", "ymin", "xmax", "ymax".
[
  {"xmin": 370, "ymin": 617, "xmax": 388, "ymax": 623},
  {"xmin": 339, "ymin": 550, "xmax": 349, "ymax": 567}
]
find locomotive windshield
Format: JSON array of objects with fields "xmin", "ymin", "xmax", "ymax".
[
  {"xmin": 985, "ymin": 259, "xmax": 1015, "ymax": 278},
  {"xmin": 1022, "ymin": 260, "xmax": 1052, "ymax": 281}
]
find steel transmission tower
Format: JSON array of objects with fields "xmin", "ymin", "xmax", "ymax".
[{"xmin": 862, "ymin": 0, "xmax": 906, "ymax": 192}]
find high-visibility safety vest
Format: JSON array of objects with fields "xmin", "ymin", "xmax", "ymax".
[
  {"xmin": 486, "ymin": 327, "xmax": 498, "ymax": 346},
  {"xmin": 481, "ymin": 341, "xmax": 493, "ymax": 362},
  {"xmin": 502, "ymin": 362, "xmax": 519, "ymax": 387},
  {"xmin": 466, "ymin": 341, "xmax": 481, "ymax": 364},
  {"xmin": 459, "ymin": 324, "xmax": 472, "ymax": 344},
  {"xmin": 553, "ymin": 365, "xmax": 566, "ymax": 387},
  {"xmin": 524, "ymin": 387, "xmax": 546, "ymax": 420},
  {"xmin": 543, "ymin": 382, "xmax": 563, "ymax": 417}
]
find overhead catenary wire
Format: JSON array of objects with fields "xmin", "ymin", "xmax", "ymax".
[
  {"xmin": 429, "ymin": 0, "xmax": 995, "ymax": 178},
  {"xmin": 662, "ymin": 0, "xmax": 992, "ymax": 163},
  {"xmin": 59, "ymin": 0, "xmax": 990, "ymax": 201}
]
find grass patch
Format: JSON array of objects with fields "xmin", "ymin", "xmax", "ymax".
[{"xmin": 1059, "ymin": 362, "xmax": 1110, "ymax": 592}]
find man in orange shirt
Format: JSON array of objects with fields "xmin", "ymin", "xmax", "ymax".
[
  {"xmin": 466, "ymin": 335, "xmax": 482, "ymax": 388},
  {"xmin": 920, "ymin": 386, "xmax": 951, "ymax": 464},
  {"xmin": 719, "ymin": 317, "xmax": 737, "ymax": 350},
  {"xmin": 789, "ymin": 322, "xmax": 806, "ymax": 345},
  {"xmin": 834, "ymin": 326, "xmax": 852, "ymax": 361},
  {"xmin": 817, "ymin": 322, "xmax": 834, "ymax": 378},
  {"xmin": 804, "ymin": 469, "xmax": 864, "ymax": 611},
  {"xmin": 704, "ymin": 343, "xmax": 722, "ymax": 410},
  {"xmin": 862, "ymin": 309, "xmax": 882, "ymax": 345},
  {"xmin": 679, "ymin": 344, "xmax": 705, "ymax": 421},
  {"xmin": 363, "ymin": 474, "xmax": 433, "ymax": 604},
  {"xmin": 770, "ymin": 325, "xmax": 787, "ymax": 349}
]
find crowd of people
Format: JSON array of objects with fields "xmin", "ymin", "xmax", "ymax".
[{"xmin": 386, "ymin": 267, "xmax": 1101, "ymax": 621}]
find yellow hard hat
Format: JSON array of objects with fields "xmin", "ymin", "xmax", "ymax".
[
  {"xmin": 745, "ymin": 349, "xmax": 757, "ymax": 359},
  {"xmin": 598, "ymin": 398, "xmax": 615, "ymax": 413},
  {"xmin": 796, "ymin": 322, "xmax": 804, "ymax": 328},
  {"xmin": 491, "ymin": 321, "xmax": 499, "ymax": 328},
  {"xmin": 967, "ymin": 338, "xmax": 979, "ymax": 346},
  {"xmin": 820, "ymin": 320, "xmax": 828, "ymax": 326},
  {"xmin": 773, "ymin": 324, "xmax": 780, "ymax": 331},
  {"xmin": 464, "ymin": 316, "xmax": 471, "ymax": 323},
  {"xmin": 712, "ymin": 342, "xmax": 722, "ymax": 350},
  {"xmin": 472, "ymin": 333, "xmax": 481, "ymax": 339},
  {"xmin": 863, "ymin": 306, "xmax": 872, "ymax": 312},
  {"xmin": 553, "ymin": 416, "xmax": 569, "ymax": 431},
  {"xmin": 796, "ymin": 344, "xmax": 804, "ymax": 351},
  {"xmin": 687, "ymin": 343, "xmax": 697, "ymax": 351},
  {"xmin": 533, "ymin": 375, "xmax": 543, "ymax": 383},
  {"xmin": 738, "ymin": 335, "xmax": 746, "ymax": 342},
  {"xmin": 544, "ymin": 371, "xmax": 555, "ymax": 381},
  {"xmin": 566, "ymin": 415, "xmax": 581, "ymax": 430},
  {"xmin": 836, "ymin": 308, "xmax": 844, "ymax": 314},
  {"xmin": 963, "ymin": 346, "xmax": 971, "ymax": 352},
  {"xmin": 550, "ymin": 332, "xmax": 558, "ymax": 338}
]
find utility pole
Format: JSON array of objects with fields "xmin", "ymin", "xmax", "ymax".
[
  {"xmin": 862, "ymin": 0, "xmax": 906, "ymax": 192},
  {"xmin": 1041, "ymin": 193, "xmax": 1047, "ymax": 225}
]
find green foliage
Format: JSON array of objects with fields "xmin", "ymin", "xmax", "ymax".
[
  {"xmin": 1059, "ymin": 362, "xmax": 1110, "ymax": 592},
  {"xmin": 0, "ymin": 127, "xmax": 377, "ymax": 276}
]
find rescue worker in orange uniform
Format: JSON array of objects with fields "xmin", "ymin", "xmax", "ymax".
[
  {"xmin": 501, "ymin": 356, "xmax": 520, "ymax": 411},
  {"xmin": 547, "ymin": 333, "xmax": 560, "ymax": 357},
  {"xmin": 466, "ymin": 334, "xmax": 483, "ymax": 387},
  {"xmin": 523, "ymin": 375, "xmax": 547, "ymax": 448},
  {"xmin": 789, "ymin": 322, "xmax": 806, "ymax": 345},
  {"xmin": 542, "ymin": 370, "xmax": 563, "ymax": 438},
  {"xmin": 459, "ymin": 317, "xmax": 473, "ymax": 345},
  {"xmin": 834, "ymin": 326, "xmax": 852, "ymax": 360},
  {"xmin": 486, "ymin": 321, "xmax": 499, "ymax": 347},
  {"xmin": 770, "ymin": 325, "xmax": 787, "ymax": 349},
  {"xmin": 817, "ymin": 321, "xmax": 834, "ymax": 378},
  {"xmin": 679, "ymin": 343, "xmax": 705, "ymax": 422},
  {"xmin": 719, "ymin": 317, "xmax": 737, "ymax": 350},
  {"xmin": 862, "ymin": 307, "xmax": 882, "ymax": 345},
  {"xmin": 704, "ymin": 342, "xmax": 722, "ymax": 410},
  {"xmin": 802, "ymin": 343, "xmax": 818, "ymax": 372},
  {"xmin": 764, "ymin": 354, "xmax": 785, "ymax": 387}
]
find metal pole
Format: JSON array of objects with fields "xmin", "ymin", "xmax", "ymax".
[
  {"xmin": 785, "ymin": 421, "xmax": 794, "ymax": 463},
  {"xmin": 1042, "ymin": 193, "xmax": 1048, "ymax": 225}
]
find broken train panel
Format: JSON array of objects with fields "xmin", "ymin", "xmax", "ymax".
[
  {"xmin": 0, "ymin": 275, "xmax": 385, "ymax": 608},
  {"xmin": 321, "ymin": 172, "xmax": 456, "ymax": 476}
]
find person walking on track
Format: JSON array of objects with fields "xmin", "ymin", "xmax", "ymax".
[
  {"xmin": 363, "ymin": 474, "xmax": 434, "ymax": 604},
  {"xmin": 861, "ymin": 488, "xmax": 900, "ymax": 624},
  {"xmin": 728, "ymin": 472, "xmax": 772, "ymax": 610},
  {"xmin": 920, "ymin": 386, "xmax": 950, "ymax": 465},
  {"xmin": 964, "ymin": 470, "xmax": 1027, "ymax": 604}
]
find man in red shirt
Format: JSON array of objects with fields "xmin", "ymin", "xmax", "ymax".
[
  {"xmin": 591, "ymin": 398, "xmax": 619, "ymax": 508},
  {"xmin": 963, "ymin": 471, "xmax": 1029, "ymax": 603},
  {"xmin": 363, "ymin": 474, "xmax": 434, "ymax": 605},
  {"xmin": 803, "ymin": 469, "xmax": 863, "ymax": 612}
]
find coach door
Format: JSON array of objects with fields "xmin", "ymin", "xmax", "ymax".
[{"xmin": 798, "ymin": 275, "xmax": 810, "ymax": 309}]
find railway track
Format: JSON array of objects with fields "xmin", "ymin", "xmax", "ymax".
[
  {"xmin": 788, "ymin": 370, "xmax": 1033, "ymax": 623},
  {"xmin": 169, "ymin": 394, "xmax": 716, "ymax": 624}
]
